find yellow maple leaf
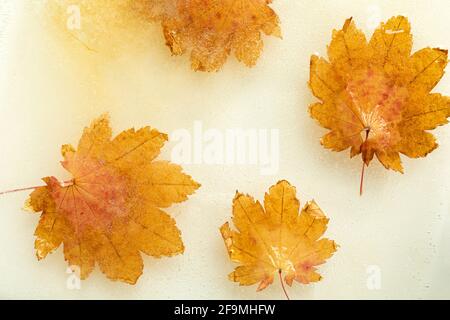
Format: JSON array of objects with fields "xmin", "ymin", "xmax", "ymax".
[
  {"xmin": 26, "ymin": 115, "xmax": 200, "ymax": 284},
  {"xmin": 309, "ymin": 16, "xmax": 450, "ymax": 194},
  {"xmin": 151, "ymin": 0, "xmax": 282, "ymax": 72},
  {"xmin": 220, "ymin": 180, "xmax": 337, "ymax": 298}
]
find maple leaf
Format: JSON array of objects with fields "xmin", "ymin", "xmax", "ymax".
[
  {"xmin": 25, "ymin": 115, "xmax": 200, "ymax": 284},
  {"xmin": 309, "ymin": 16, "xmax": 450, "ymax": 194},
  {"xmin": 149, "ymin": 0, "xmax": 282, "ymax": 72},
  {"xmin": 220, "ymin": 180, "xmax": 337, "ymax": 298}
]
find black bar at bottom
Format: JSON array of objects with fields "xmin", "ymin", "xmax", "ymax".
[{"xmin": 0, "ymin": 300, "xmax": 448, "ymax": 319}]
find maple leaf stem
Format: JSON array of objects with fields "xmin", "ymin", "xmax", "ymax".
[
  {"xmin": 359, "ymin": 129, "xmax": 370, "ymax": 196},
  {"xmin": 278, "ymin": 269, "xmax": 290, "ymax": 300},
  {"xmin": 0, "ymin": 180, "xmax": 73, "ymax": 196},
  {"xmin": 0, "ymin": 186, "xmax": 43, "ymax": 196},
  {"xmin": 360, "ymin": 162, "xmax": 366, "ymax": 196}
]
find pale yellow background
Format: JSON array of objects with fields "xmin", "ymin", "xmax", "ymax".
[{"xmin": 0, "ymin": 0, "xmax": 449, "ymax": 299}]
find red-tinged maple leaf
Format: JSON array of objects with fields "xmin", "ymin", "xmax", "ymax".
[
  {"xmin": 4, "ymin": 115, "xmax": 200, "ymax": 284},
  {"xmin": 309, "ymin": 16, "xmax": 450, "ymax": 194}
]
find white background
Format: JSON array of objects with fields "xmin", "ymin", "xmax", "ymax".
[{"xmin": 0, "ymin": 0, "xmax": 449, "ymax": 299}]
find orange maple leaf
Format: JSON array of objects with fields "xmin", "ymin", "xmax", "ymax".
[
  {"xmin": 45, "ymin": 0, "xmax": 280, "ymax": 71},
  {"xmin": 309, "ymin": 16, "xmax": 450, "ymax": 194},
  {"xmin": 150, "ymin": 0, "xmax": 282, "ymax": 72},
  {"xmin": 25, "ymin": 115, "xmax": 200, "ymax": 284},
  {"xmin": 220, "ymin": 180, "xmax": 337, "ymax": 298}
]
